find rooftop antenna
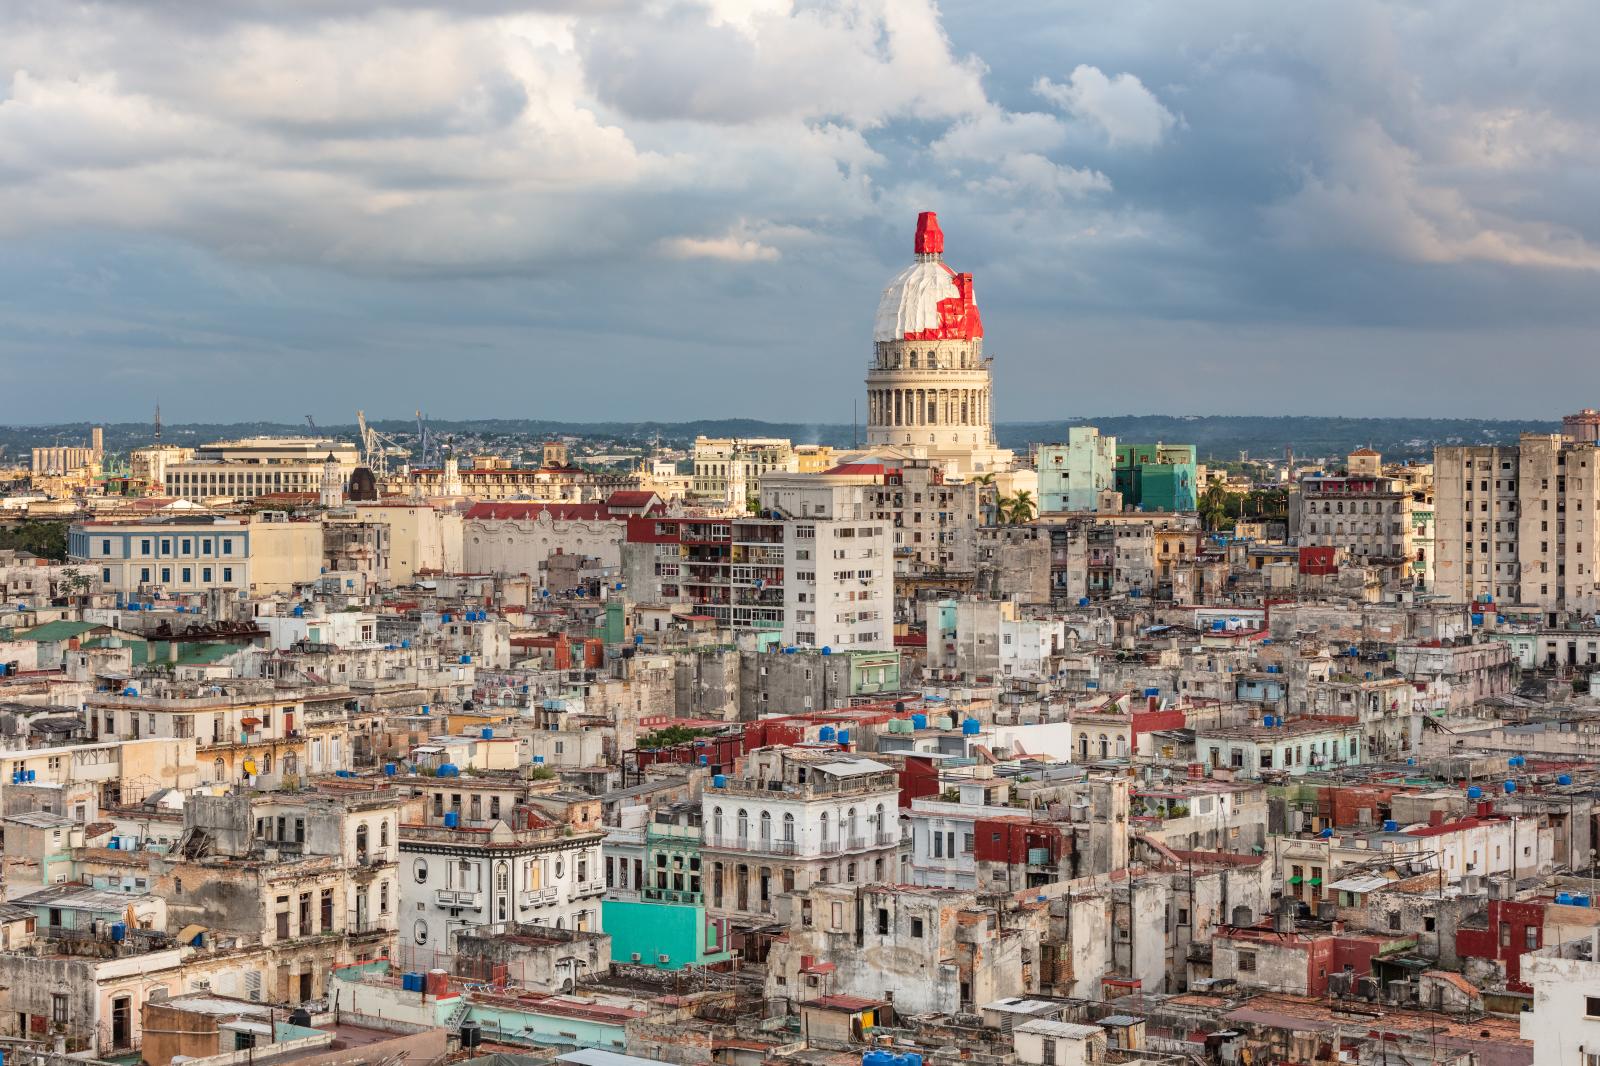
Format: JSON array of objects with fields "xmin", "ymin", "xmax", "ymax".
[
  {"xmin": 154, "ymin": 400, "xmax": 162, "ymax": 444},
  {"xmin": 852, "ymin": 399, "xmax": 859, "ymax": 450}
]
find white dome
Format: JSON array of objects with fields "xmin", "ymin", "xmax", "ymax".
[{"xmin": 873, "ymin": 259, "xmax": 960, "ymax": 343}]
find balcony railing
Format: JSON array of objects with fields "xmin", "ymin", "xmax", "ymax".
[
  {"xmin": 435, "ymin": 889, "xmax": 482, "ymax": 908},
  {"xmin": 519, "ymin": 888, "xmax": 558, "ymax": 907}
]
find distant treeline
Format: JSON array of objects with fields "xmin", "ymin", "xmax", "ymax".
[{"xmin": 0, "ymin": 414, "xmax": 1559, "ymax": 463}]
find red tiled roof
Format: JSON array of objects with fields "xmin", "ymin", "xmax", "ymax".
[{"xmin": 605, "ymin": 491, "xmax": 659, "ymax": 507}]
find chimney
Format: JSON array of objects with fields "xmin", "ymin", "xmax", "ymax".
[{"xmin": 1429, "ymin": 809, "xmax": 1444, "ymax": 827}]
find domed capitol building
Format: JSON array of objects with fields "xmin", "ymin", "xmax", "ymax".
[{"xmin": 866, "ymin": 212, "xmax": 1014, "ymax": 476}]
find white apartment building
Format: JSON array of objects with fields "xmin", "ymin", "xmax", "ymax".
[
  {"xmin": 399, "ymin": 808, "xmax": 606, "ymax": 961},
  {"xmin": 760, "ymin": 477, "xmax": 893, "ymax": 651},
  {"xmin": 1522, "ymin": 933, "xmax": 1600, "ymax": 1066},
  {"xmin": 165, "ymin": 437, "xmax": 360, "ymax": 502},
  {"xmin": 700, "ymin": 748, "xmax": 900, "ymax": 927},
  {"xmin": 1436, "ymin": 434, "xmax": 1600, "ymax": 620}
]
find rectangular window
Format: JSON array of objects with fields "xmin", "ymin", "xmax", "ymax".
[
  {"xmin": 1238, "ymin": 951, "xmax": 1257, "ymax": 972},
  {"xmin": 223, "ymin": 567, "xmax": 233, "ymax": 582}
]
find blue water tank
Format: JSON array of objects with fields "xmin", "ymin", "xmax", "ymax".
[
  {"xmin": 712, "ymin": 774, "xmax": 727, "ymax": 788},
  {"xmin": 1212, "ymin": 620, "xmax": 1226, "ymax": 631},
  {"xmin": 109, "ymin": 836, "xmax": 120, "ymax": 849},
  {"xmin": 442, "ymin": 613, "xmax": 452, "ymax": 623},
  {"xmin": 1078, "ymin": 597, "xmax": 1090, "ymax": 607},
  {"xmin": 444, "ymin": 811, "xmax": 459, "ymax": 827},
  {"xmin": 1467, "ymin": 785, "xmax": 1483, "ymax": 799},
  {"xmin": 1508, "ymin": 756, "xmax": 1520, "ymax": 767},
  {"xmin": 699, "ymin": 754, "xmax": 709, "ymax": 766},
  {"xmin": 1263, "ymin": 715, "xmax": 1276, "ymax": 728},
  {"xmin": 1558, "ymin": 892, "xmax": 1574, "ymax": 905},
  {"xmin": 26, "ymin": 770, "xmax": 34, "ymax": 782},
  {"xmin": 911, "ymin": 714, "xmax": 928, "ymax": 729},
  {"xmin": 437, "ymin": 763, "xmax": 459, "ymax": 778},
  {"xmin": 962, "ymin": 718, "xmax": 981, "ymax": 735},
  {"xmin": 1144, "ymin": 687, "xmax": 1159, "ymax": 697},
  {"xmin": 1576, "ymin": 895, "xmax": 1591, "ymax": 907},
  {"xmin": 819, "ymin": 726, "xmax": 836, "ymax": 742},
  {"xmin": 421, "ymin": 705, "xmax": 430, "ymax": 715},
  {"xmin": 1382, "ymin": 820, "xmax": 1399, "ymax": 832},
  {"xmin": 384, "ymin": 763, "xmax": 398, "ymax": 776},
  {"xmin": 903, "ymin": 1054, "xmax": 923, "ymax": 1066},
  {"xmin": 837, "ymin": 729, "xmax": 850, "ymax": 746},
  {"xmin": 460, "ymin": 654, "xmax": 472, "ymax": 664},
  {"xmin": 533, "ymin": 755, "xmax": 545, "ymax": 764},
  {"xmin": 821, "ymin": 646, "xmax": 832, "ymax": 656},
  {"xmin": 111, "ymin": 922, "xmax": 126, "ymax": 942},
  {"xmin": 1504, "ymin": 780, "xmax": 1517, "ymax": 794},
  {"xmin": 1558, "ymin": 773, "xmax": 1574, "ymax": 785},
  {"xmin": 292, "ymin": 605, "xmax": 303, "ymax": 617},
  {"xmin": 1319, "ymin": 828, "xmax": 1334, "ymax": 838},
  {"xmin": 1267, "ymin": 664, "xmax": 1279, "ymax": 673},
  {"xmin": 1471, "ymin": 613, "xmax": 1484, "ymax": 625},
  {"xmin": 481, "ymin": 727, "xmax": 493, "ymax": 739},
  {"xmin": 401, "ymin": 639, "xmax": 411, "ymax": 648},
  {"xmin": 123, "ymin": 687, "xmax": 138, "ymax": 696}
]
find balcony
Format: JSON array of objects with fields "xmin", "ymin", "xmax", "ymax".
[
  {"xmin": 876, "ymin": 832, "xmax": 899, "ymax": 847},
  {"xmin": 435, "ymin": 889, "xmax": 482, "ymax": 909},
  {"xmin": 519, "ymin": 888, "xmax": 558, "ymax": 908}
]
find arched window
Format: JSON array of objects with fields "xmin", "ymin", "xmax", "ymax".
[
  {"xmin": 847, "ymin": 807, "xmax": 858, "ymax": 842},
  {"xmin": 909, "ymin": 352, "xmax": 919, "ymax": 368},
  {"xmin": 736, "ymin": 809, "xmax": 749, "ymax": 845},
  {"xmin": 759, "ymin": 811, "xmax": 772, "ymax": 845},
  {"xmin": 1098, "ymin": 734, "xmax": 1109, "ymax": 759},
  {"xmin": 380, "ymin": 821, "xmax": 389, "ymax": 848},
  {"xmin": 875, "ymin": 804, "xmax": 886, "ymax": 842},
  {"xmin": 284, "ymin": 754, "xmax": 298, "ymax": 777},
  {"xmin": 1079, "ymin": 733, "xmax": 1089, "ymax": 759},
  {"xmin": 712, "ymin": 806, "xmax": 723, "ymax": 842},
  {"xmin": 213, "ymin": 757, "xmax": 225, "ymax": 781},
  {"xmin": 260, "ymin": 753, "xmax": 272, "ymax": 774},
  {"xmin": 413, "ymin": 919, "xmax": 429, "ymax": 945},
  {"xmin": 782, "ymin": 813, "xmax": 795, "ymax": 843},
  {"xmin": 820, "ymin": 811, "xmax": 830, "ymax": 841},
  {"xmin": 355, "ymin": 823, "xmax": 369, "ymax": 858},
  {"xmin": 496, "ymin": 862, "xmax": 510, "ymax": 892}
]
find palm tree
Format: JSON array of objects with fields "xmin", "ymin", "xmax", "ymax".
[
  {"xmin": 1005, "ymin": 490, "xmax": 1036, "ymax": 524},
  {"xmin": 1199, "ymin": 483, "xmax": 1231, "ymax": 531}
]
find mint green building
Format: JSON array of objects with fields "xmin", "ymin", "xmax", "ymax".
[
  {"xmin": 1038, "ymin": 426, "xmax": 1118, "ymax": 512},
  {"xmin": 1115, "ymin": 443, "xmax": 1198, "ymax": 512}
]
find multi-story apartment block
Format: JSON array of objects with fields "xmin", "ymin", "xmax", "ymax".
[
  {"xmin": 622, "ymin": 500, "xmax": 893, "ymax": 650},
  {"xmin": 1295, "ymin": 471, "xmax": 1414, "ymax": 570},
  {"xmin": 691, "ymin": 436, "xmax": 797, "ymax": 506},
  {"xmin": 700, "ymin": 748, "xmax": 900, "ymax": 929},
  {"xmin": 1436, "ymin": 434, "xmax": 1600, "ymax": 620},
  {"xmin": 398, "ymin": 774, "xmax": 606, "ymax": 960},
  {"xmin": 1038, "ymin": 426, "xmax": 1119, "ymax": 513},
  {"xmin": 85, "ymin": 680, "xmax": 357, "ymax": 791}
]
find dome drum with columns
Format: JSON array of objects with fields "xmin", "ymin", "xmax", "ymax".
[{"xmin": 865, "ymin": 212, "xmax": 1012, "ymax": 475}]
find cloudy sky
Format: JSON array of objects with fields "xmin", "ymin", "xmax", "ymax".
[{"xmin": 2, "ymin": 0, "xmax": 1597, "ymax": 425}]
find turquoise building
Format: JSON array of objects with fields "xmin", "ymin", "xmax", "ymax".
[
  {"xmin": 1115, "ymin": 443, "xmax": 1198, "ymax": 512},
  {"xmin": 602, "ymin": 818, "xmax": 730, "ymax": 970}
]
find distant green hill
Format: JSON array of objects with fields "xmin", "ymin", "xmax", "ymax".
[{"xmin": 0, "ymin": 414, "xmax": 1559, "ymax": 464}]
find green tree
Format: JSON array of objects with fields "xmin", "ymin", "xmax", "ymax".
[
  {"xmin": 0, "ymin": 521, "xmax": 68, "ymax": 561},
  {"xmin": 1005, "ymin": 489, "xmax": 1036, "ymax": 524}
]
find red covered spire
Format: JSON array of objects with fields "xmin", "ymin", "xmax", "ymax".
[{"xmin": 914, "ymin": 211, "xmax": 944, "ymax": 256}]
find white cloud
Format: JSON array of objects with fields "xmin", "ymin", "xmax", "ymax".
[
  {"xmin": 1036, "ymin": 65, "xmax": 1177, "ymax": 148},
  {"xmin": 659, "ymin": 234, "xmax": 781, "ymax": 262}
]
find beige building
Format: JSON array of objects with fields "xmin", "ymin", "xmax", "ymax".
[
  {"xmin": 1436, "ymin": 433, "xmax": 1600, "ymax": 619},
  {"xmin": 351, "ymin": 502, "xmax": 463, "ymax": 584},
  {"xmin": 164, "ymin": 438, "xmax": 360, "ymax": 502},
  {"xmin": 692, "ymin": 436, "xmax": 797, "ymax": 506}
]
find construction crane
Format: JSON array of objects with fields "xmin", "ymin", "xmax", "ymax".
[
  {"xmin": 415, "ymin": 410, "xmax": 437, "ymax": 467},
  {"xmin": 355, "ymin": 410, "xmax": 405, "ymax": 478},
  {"xmin": 305, "ymin": 415, "xmax": 317, "ymax": 432}
]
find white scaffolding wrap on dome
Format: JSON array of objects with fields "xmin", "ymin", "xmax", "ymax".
[{"xmin": 873, "ymin": 260, "xmax": 959, "ymax": 343}]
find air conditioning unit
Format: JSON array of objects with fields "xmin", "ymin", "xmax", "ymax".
[
  {"xmin": 657, "ymin": 954, "xmax": 670, "ymax": 964},
  {"xmin": 631, "ymin": 953, "xmax": 641, "ymax": 962}
]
